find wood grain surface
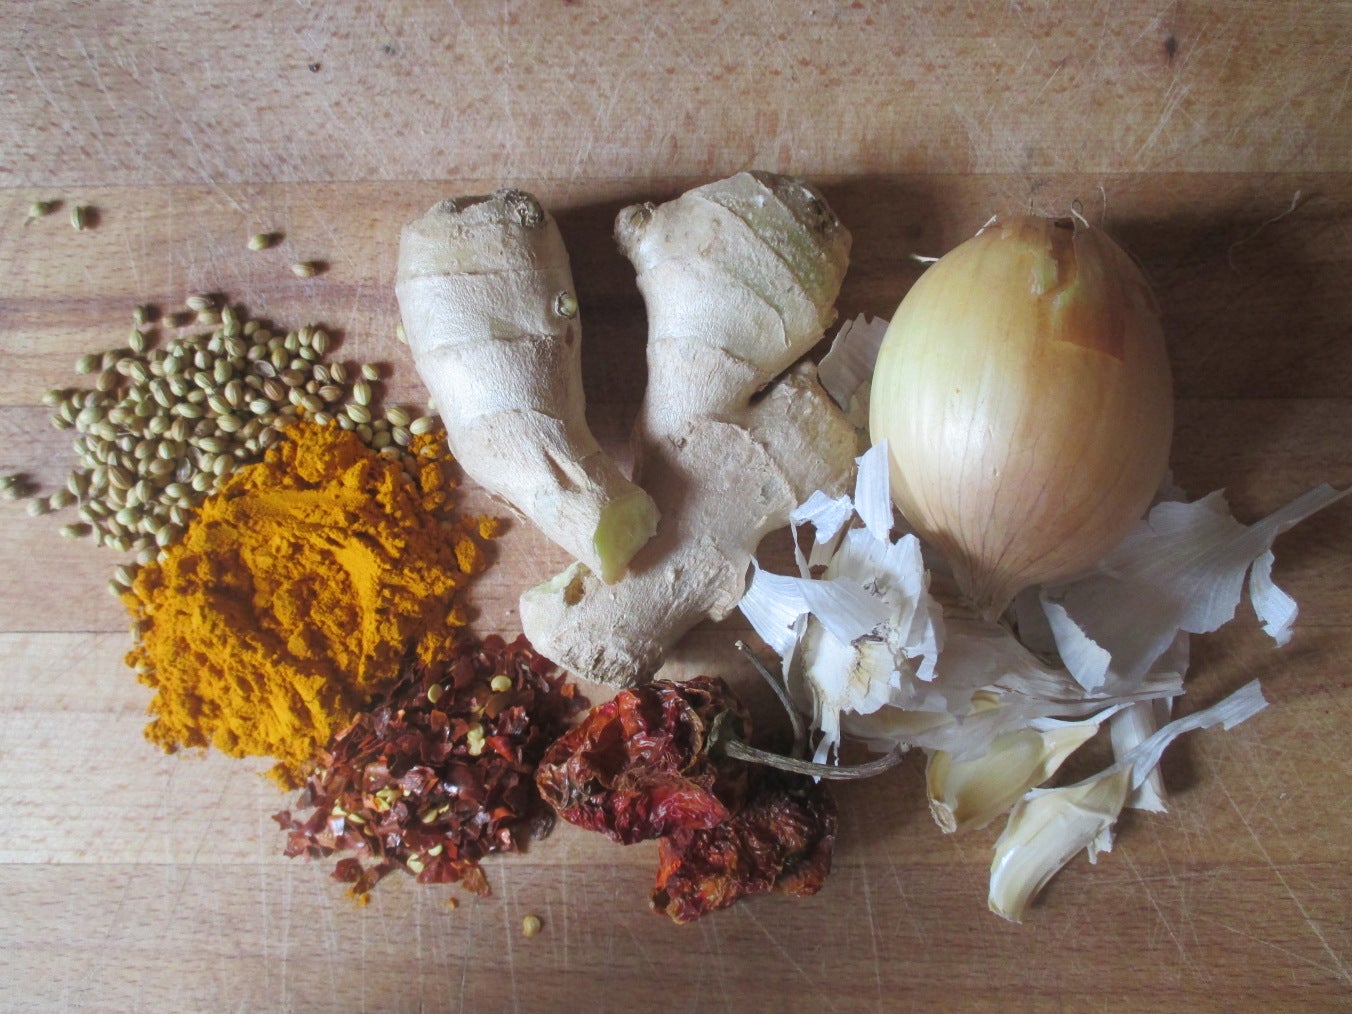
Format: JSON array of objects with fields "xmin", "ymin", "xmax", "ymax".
[{"xmin": 2, "ymin": 2, "xmax": 1350, "ymax": 1011}]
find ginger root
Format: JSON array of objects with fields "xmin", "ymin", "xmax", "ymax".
[
  {"xmin": 520, "ymin": 172, "xmax": 857, "ymax": 686},
  {"xmin": 398, "ymin": 172, "xmax": 856, "ymax": 687},
  {"xmin": 396, "ymin": 190, "xmax": 659, "ymax": 582}
]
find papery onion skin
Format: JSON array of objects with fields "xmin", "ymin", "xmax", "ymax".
[{"xmin": 870, "ymin": 215, "xmax": 1173, "ymax": 619}]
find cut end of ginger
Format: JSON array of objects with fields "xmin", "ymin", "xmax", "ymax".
[{"xmin": 594, "ymin": 489, "xmax": 661, "ymax": 583}]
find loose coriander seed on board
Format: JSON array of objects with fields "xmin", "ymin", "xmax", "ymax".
[{"xmin": 28, "ymin": 293, "xmax": 432, "ymax": 559}]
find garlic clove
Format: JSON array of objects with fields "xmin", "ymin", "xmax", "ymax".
[{"xmin": 928, "ymin": 717, "xmax": 1104, "ymax": 834}]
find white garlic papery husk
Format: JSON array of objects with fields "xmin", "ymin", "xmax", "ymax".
[
  {"xmin": 869, "ymin": 215, "xmax": 1174, "ymax": 619},
  {"xmin": 740, "ymin": 442, "xmax": 1182, "ymax": 765},
  {"xmin": 818, "ymin": 314, "xmax": 890, "ymax": 432},
  {"xmin": 1040, "ymin": 484, "xmax": 1350, "ymax": 693},
  {"xmin": 838, "ymin": 613, "xmax": 1182, "ymax": 759},
  {"xmin": 741, "ymin": 443, "xmax": 944, "ymax": 763}
]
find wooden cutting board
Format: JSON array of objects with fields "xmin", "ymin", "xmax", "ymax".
[{"xmin": 2, "ymin": 2, "xmax": 1349, "ymax": 1009}]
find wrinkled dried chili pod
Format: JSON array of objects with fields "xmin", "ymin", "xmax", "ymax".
[
  {"xmin": 534, "ymin": 675, "xmax": 752, "ymax": 844},
  {"xmin": 537, "ymin": 673, "xmax": 840, "ymax": 923},
  {"xmin": 650, "ymin": 768, "xmax": 837, "ymax": 924}
]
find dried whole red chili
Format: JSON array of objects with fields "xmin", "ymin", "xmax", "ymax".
[
  {"xmin": 274, "ymin": 633, "xmax": 582, "ymax": 901},
  {"xmin": 650, "ymin": 768, "xmax": 837, "ymax": 924},
  {"xmin": 535, "ymin": 674, "xmax": 837, "ymax": 922},
  {"xmin": 534, "ymin": 675, "xmax": 752, "ymax": 844}
]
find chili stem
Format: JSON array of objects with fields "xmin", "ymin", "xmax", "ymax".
[
  {"xmin": 720, "ymin": 737, "xmax": 906, "ymax": 780},
  {"xmin": 734, "ymin": 639, "xmax": 808, "ymax": 756}
]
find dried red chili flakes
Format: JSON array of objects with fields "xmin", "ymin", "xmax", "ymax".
[
  {"xmin": 274, "ymin": 633, "xmax": 583, "ymax": 901},
  {"xmin": 650, "ymin": 769, "xmax": 837, "ymax": 925},
  {"xmin": 534, "ymin": 675, "xmax": 752, "ymax": 845}
]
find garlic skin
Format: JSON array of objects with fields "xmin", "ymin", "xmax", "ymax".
[{"xmin": 870, "ymin": 215, "xmax": 1173, "ymax": 618}]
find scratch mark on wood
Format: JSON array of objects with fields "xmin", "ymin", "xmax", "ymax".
[
  {"xmin": 1121, "ymin": 849, "xmax": 1202, "ymax": 978},
  {"xmin": 884, "ymin": 855, "xmax": 927, "ymax": 944},
  {"xmin": 742, "ymin": 905, "xmax": 839, "ymax": 1010},
  {"xmin": 496, "ymin": 864, "xmax": 522, "ymax": 1012},
  {"xmin": 1207, "ymin": 914, "xmax": 1352, "ymax": 978},
  {"xmin": 858, "ymin": 864, "xmax": 884, "ymax": 1008},
  {"xmin": 1216, "ymin": 779, "xmax": 1352, "ymax": 985}
]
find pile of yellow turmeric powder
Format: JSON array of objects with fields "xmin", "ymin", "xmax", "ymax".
[{"xmin": 123, "ymin": 420, "xmax": 499, "ymax": 786}]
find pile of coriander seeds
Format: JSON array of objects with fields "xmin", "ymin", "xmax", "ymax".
[{"xmin": 21, "ymin": 295, "xmax": 436, "ymax": 592}]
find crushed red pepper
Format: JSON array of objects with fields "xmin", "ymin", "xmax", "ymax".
[
  {"xmin": 535, "ymin": 675, "xmax": 837, "ymax": 923},
  {"xmin": 274, "ymin": 634, "xmax": 582, "ymax": 901}
]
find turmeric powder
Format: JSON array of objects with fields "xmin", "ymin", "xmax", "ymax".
[{"xmin": 124, "ymin": 421, "xmax": 496, "ymax": 786}]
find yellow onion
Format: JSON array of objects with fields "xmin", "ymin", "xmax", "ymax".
[{"xmin": 869, "ymin": 215, "xmax": 1173, "ymax": 618}]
